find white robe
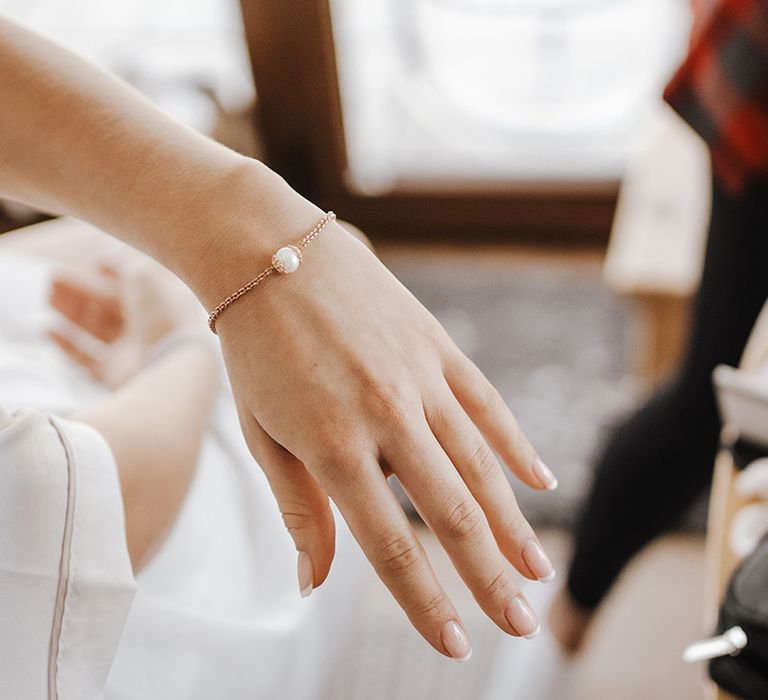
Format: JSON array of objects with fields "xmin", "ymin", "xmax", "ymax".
[
  {"xmin": 0, "ymin": 407, "xmax": 136, "ymax": 700},
  {"xmin": 0, "ymin": 252, "xmax": 362, "ymax": 699}
]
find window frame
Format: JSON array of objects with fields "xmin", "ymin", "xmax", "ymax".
[{"xmin": 239, "ymin": 0, "xmax": 618, "ymax": 244}]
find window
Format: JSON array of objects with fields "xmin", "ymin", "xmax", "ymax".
[{"xmin": 330, "ymin": 0, "xmax": 692, "ymax": 191}]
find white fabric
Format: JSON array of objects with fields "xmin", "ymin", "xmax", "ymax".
[
  {"xmin": 0, "ymin": 252, "xmax": 363, "ymax": 699},
  {"xmin": 0, "ymin": 408, "xmax": 136, "ymax": 700}
]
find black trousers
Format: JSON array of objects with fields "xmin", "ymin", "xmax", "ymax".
[{"xmin": 567, "ymin": 176, "xmax": 768, "ymax": 610}]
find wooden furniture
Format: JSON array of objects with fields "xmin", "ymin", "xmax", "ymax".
[
  {"xmin": 704, "ymin": 303, "xmax": 768, "ymax": 700},
  {"xmin": 604, "ymin": 105, "xmax": 711, "ymax": 385},
  {"xmin": 238, "ymin": 0, "xmax": 618, "ymax": 245}
]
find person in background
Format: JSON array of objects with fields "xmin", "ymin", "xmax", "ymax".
[{"xmin": 551, "ymin": 0, "xmax": 768, "ymax": 651}]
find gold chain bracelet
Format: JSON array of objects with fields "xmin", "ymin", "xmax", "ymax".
[{"xmin": 207, "ymin": 211, "xmax": 336, "ymax": 334}]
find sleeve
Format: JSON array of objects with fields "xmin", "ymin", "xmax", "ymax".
[{"xmin": 0, "ymin": 406, "xmax": 136, "ymax": 700}]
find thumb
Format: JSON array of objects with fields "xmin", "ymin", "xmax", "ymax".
[{"xmin": 243, "ymin": 416, "xmax": 336, "ymax": 596}]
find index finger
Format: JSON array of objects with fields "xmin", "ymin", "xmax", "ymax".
[{"xmin": 443, "ymin": 349, "xmax": 558, "ymax": 492}]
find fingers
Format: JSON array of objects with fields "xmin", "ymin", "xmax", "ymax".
[
  {"xmin": 47, "ymin": 329, "xmax": 104, "ymax": 379},
  {"xmin": 50, "ymin": 271, "xmax": 124, "ymax": 342},
  {"xmin": 385, "ymin": 427, "xmax": 541, "ymax": 639},
  {"xmin": 425, "ymin": 386, "xmax": 555, "ymax": 583},
  {"xmin": 241, "ymin": 416, "xmax": 336, "ymax": 593},
  {"xmin": 443, "ymin": 350, "xmax": 558, "ymax": 491},
  {"xmin": 245, "ymin": 413, "xmax": 474, "ymax": 661},
  {"xmin": 323, "ymin": 451, "xmax": 472, "ymax": 660}
]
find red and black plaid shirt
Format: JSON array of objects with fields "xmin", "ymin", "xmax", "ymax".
[{"xmin": 664, "ymin": 0, "xmax": 768, "ymax": 195}]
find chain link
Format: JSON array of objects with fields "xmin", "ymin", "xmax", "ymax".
[{"xmin": 207, "ymin": 211, "xmax": 336, "ymax": 334}]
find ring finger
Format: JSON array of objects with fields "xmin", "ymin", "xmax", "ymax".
[{"xmin": 384, "ymin": 427, "xmax": 541, "ymax": 639}]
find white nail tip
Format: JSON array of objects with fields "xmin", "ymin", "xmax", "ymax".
[
  {"xmin": 545, "ymin": 478, "xmax": 559, "ymax": 491},
  {"xmin": 523, "ymin": 624, "xmax": 541, "ymax": 640},
  {"xmin": 454, "ymin": 648, "xmax": 473, "ymax": 663},
  {"xmin": 538, "ymin": 571, "xmax": 556, "ymax": 583},
  {"xmin": 300, "ymin": 584, "xmax": 313, "ymax": 598}
]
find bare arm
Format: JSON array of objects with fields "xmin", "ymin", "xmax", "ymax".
[
  {"xmin": 74, "ymin": 343, "xmax": 218, "ymax": 572},
  {"xmin": 0, "ymin": 15, "xmax": 287, "ymax": 283}
]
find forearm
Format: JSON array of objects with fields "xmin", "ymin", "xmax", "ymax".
[
  {"xmin": 0, "ymin": 17, "xmax": 319, "ymax": 303},
  {"xmin": 74, "ymin": 342, "xmax": 219, "ymax": 571}
]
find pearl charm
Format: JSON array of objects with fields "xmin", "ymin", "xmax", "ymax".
[
  {"xmin": 272, "ymin": 245, "xmax": 302, "ymax": 274},
  {"xmin": 207, "ymin": 211, "xmax": 335, "ymax": 334}
]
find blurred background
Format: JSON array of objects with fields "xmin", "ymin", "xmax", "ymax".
[{"xmin": 0, "ymin": 0, "xmax": 714, "ymax": 697}]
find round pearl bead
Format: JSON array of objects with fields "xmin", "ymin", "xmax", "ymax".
[{"xmin": 272, "ymin": 245, "xmax": 301, "ymax": 274}]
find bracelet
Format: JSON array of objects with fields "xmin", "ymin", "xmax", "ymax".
[{"xmin": 207, "ymin": 211, "xmax": 336, "ymax": 334}]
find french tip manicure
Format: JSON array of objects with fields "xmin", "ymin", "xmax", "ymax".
[
  {"xmin": 533, "ymin": 457, "xmax": 558, "ymax": 491},
  {"xmin": 297, "ymin": 551, "xmax": 314, "ymax": 599},
  {"xmin": 524, "ymin": 624, "xmax": 542, "ymax": 640},
  {"xmin": 505, "ymin": 596, "xmax": 540, "ymax": 639},
  {"xmin": 454, "ymin": 648, "xmax": 473, "ymax": 663},
  {"xmin": 442, "ymin": 620, "xmax": 472, "ymax": 662},
  {"xmin": 522, "ymin": 539, "xmax": 556, "ymax": 583}
]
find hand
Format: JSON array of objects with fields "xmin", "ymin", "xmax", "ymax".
[
  {"xmin": 49, "ymin": 253, "xmax": 205, "ymax": 385},
  {"xmin": 0, "ymin": 15, "xmax": 554, "ymax": 658},
  {"xmin": 215, "ymin": 219, "xmax": 558, "ymax": 660}
]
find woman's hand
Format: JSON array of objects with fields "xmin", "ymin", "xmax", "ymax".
[
  {"xmin": 214, "ymin": 218, "xmax": 557, "ymax": 660},
  {"xmin": 49, "ymin": 253, "xmax": 205, "ymax": 385},
  {"xmin": 0, "ymin": 16, "xmax": 555, "ymax": 658}
]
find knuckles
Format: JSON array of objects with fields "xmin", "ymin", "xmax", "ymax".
[
  {"xmin": 280, "ymin": 504, "xmax": 316, "ymax": 535},
  {"xmin": 466, "ymin": 441, "xmax": 498, "ymax": 480},
  {"xmin": 376, "ymin": 533, "xmax": 422, "ymax": 574},
  {"xmin": 441, "ymin": 499, "xmax": 484, "ymax": 541},
  {"xmin": 413, "ymin": 591, "xmax": 452, "ymax": 622},
  {"xmin": 314, "ymin": 441, "xmax": 362, "ymax": 472},
  {"xmin": 368, "ymin": 380, "xmax": 413, "ymax": 428},
  {"xmin": 482, "ymin": 567, "xmax": 516, "ymax": 603}
]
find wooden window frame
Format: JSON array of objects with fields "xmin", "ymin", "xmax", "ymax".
[{"xmin": 239, "ymin": 0, "xmax": 618, "ymax": 245}]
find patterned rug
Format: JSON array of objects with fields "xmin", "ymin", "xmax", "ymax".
[{"xmin": 382, "ymin": 248, "xmax": 638, "ymax": 528}]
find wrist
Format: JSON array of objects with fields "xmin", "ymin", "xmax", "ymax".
[{"xmin": 173, "ymin": 158, "xmax": 325, "ymax": 311}]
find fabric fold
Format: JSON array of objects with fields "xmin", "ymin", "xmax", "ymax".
[{"xmin": 0, "ymin": 408, "xmax": 136, "ymax": 700}]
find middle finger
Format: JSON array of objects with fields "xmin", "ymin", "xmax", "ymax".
[
  {"xmin": 425, "ymin": 383, "xmax": 555, "ymax": 583},
  {"xmin": 384, "ymin": 424, "xmax": 541, "ymax": 638}
]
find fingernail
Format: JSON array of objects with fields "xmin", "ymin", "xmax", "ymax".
[
  {"xmin": 441, "ymin": 620, "xmax": 472, "ymax": 662},
  {"xmin": 533, "ymin": 457, "xmax": 558, "ymax": 491},
  {"xmin": 297, "ymin": 551, "xmax": 314, "ymax": 598},
  {"xmin": 522, "ymin": 538, "xmax": 556, "ymax": 583},
  {"xmin": 505, "ymin": 596, "xmax": 540, "ymax": 639}
]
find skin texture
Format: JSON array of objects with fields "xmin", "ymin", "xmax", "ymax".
[{"xmin": 0, "ymin": 17, "xmax": 556, "ymax": 657}]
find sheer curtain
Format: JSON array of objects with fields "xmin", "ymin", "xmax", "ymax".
[{"xmin": 330, "ymin": 0, "xmax": 692, "ymax": 190}]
